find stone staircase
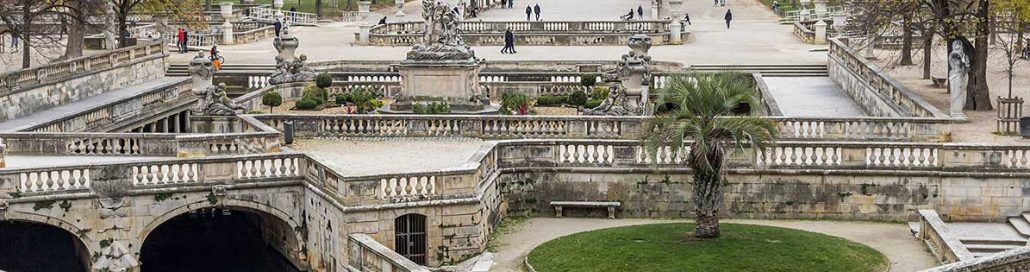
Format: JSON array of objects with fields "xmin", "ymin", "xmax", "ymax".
[
  {"xmin": 689, "ymin": 64, "xmax": 829, "ymax": 77},
  {"xmin": 166, "ymin": 64, "xmax": 275, "ymax": 77},
  {"xmin": 961, "ymin": 213, "xmax": 1030, "ymax": 258}
]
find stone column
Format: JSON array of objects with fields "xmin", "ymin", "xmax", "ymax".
[
  {"xmin": 358, "ymin": 1, "xmax": 371, "ymax": 21},
  {"xmin": 104, "ymin": 1, "xmax": 118, "ymax": 49},
  {"xmin": 667, "ymin": 0, "xmax": 682, "ymax": 43},
  {"xmin": 395, "ymin": 0, "xmax": 406, "ymax": 18},
  {"xmin": 864, "ymin": 37, "xmax": 876, "ymax": 59},
  {"xmin": 220, "ymin": 2, "xmax": 235, "ymax": 45},
  {"xmin": 359, "ymin": 25, "xmax": 371, "ymax": 44},
  {"xmin": 814, "ymin": 20, "xmax": 827, "ymax": 44}
]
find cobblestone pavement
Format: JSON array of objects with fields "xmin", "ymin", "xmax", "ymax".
[{"xmin": 489, "ymin": 217, "xmax": 937, "ymax": 272}]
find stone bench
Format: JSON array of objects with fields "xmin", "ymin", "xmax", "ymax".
[
  {"xmin": 931, "ymin": 76, "xmax": 948, "ymax": 88},
  {"xmin": 550, "ymin": 201, "xmax": 621, "ymax": 219}
]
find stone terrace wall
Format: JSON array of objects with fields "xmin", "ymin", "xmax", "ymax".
[
  {"xmin": 827, "ymin": 38, "xmax": 949, "ymax": 118},
  {"xmin": 0, "ymin": 42, "xmax": 165, "ymax": 123}
]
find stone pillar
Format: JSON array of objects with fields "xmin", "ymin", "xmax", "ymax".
[
  {"xmin": 950, "ymin": 84, "xmax": 967, "ymax": 119},
  {"xmin": 104, "ymin": 1, "xmax": 118, "ymax": 49},
  {"xmin": 864, "ymin": 37, "xmax": 876, "ymax": 59},
  {"xmin": 650, "ymin": 0, "xmax": 659, "ymax": 20},
  {"xmin": 0, "ymin": 140, "xmax": 6, "ymax": 168},
  {"xmin": 394, "ymin": 0, "xmax": 406, "ymax": 18},
  {"xmin": 670, "ymin": 18, "xmax": 682, "ymax": 44},
  {"xmin": 814, "ymin": 20, "xmax": 827, "ymax": 44},
  {"xmin": 359, "ymin": 25, "xmax": 371, "ymax": 44},
  {"xmin": 170, "ymin": 113, "xmax": 180, "ymax": 133}
]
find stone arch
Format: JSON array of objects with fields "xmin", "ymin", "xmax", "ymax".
[
  {"xmin": 137, "ymin": 198, "xmax": 307, "ymax": 269},
  {"xmin": 1, "ymin": 212, "xmax": 94, "ymax": 271}
]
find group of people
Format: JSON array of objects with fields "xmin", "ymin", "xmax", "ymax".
[
  {"xmin": 621, "ymin": 5, "xmax": 645, "ymax": 20},
  {"xmin": 175, "ymin": 28, "xmax": 190, "ymax": 53},
  {"xmin": 714, "ymin": 0, "xmax": 727, "ymax": 6},
  {"xmin": 499, "ymin": 0, "xmax": 515, "ymax": 9},
  {"xmin": 525, "ymin": 4, "xmax": 541, "ymax": 21}
]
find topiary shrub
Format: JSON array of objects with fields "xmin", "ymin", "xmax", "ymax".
[
  {"xmin": 569, "ymin": 91, "xmax": 588, "ymax": 106},
  {"xmin": 413, "ymin": 102, "xmax": 451, "ymax": 114},
  {"xmin": 335, "ymin": 93, "xmax": 351, "ymax": 105},
  {"xmin": 536, "ymin": 95, "xmax": 568, "ymax": 106},
  {"xmin": 315, "ymin": 73, "xmax": 333, "ymax": 89},
  {"xmin": 580, "ymin": 74, "xmax": 597, "ymax": 87},
  {"xmin": 302, "ymin": 84, "xmax": 328, "ymax": 105},
  {"xmin": 591, "ymin": 86, "xmax": 610, "ymax": 100},
  {"xmin": 584, "ymin": 99, "xmax": 603, "ymax": 109},
  {"xmin": 261, "ymin": 91, "xmax": 283, "ymax": 113},
  {"xmin": 295, "ymin": 99, "xmax": 318, "ymax": 110}
]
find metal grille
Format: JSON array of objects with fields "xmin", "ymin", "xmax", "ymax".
[{"xmin": 395, "ymin": 214, "xmax": 427, "ymax": 265}]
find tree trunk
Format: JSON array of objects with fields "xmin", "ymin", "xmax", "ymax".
[
  {"xmin": 316, "ymin": 0, "xmax": 323, "ymax": 17},
  {"xmin": 921, "ymin": 26, "xmax": 934, "ymax": 79},
  {"xmin": 900, "ymin": 15, "xmax": 913, "ymax": 66},
  {"xmin": 347, "ymin": 0, "xmax": 352, "ymax": 9},
  {"xmin": 61, "ymin": 0, "xmax": 85, "ymax": 60},
  {"xmin": 691, "ymin": 144, "xmax": 725, "ymax": 239},
  {"xmin": 20, "ymin": 4, "xmax": 31, "ymax": 68},
  {"xmin": 965, "ymin": 0, "xmax": 992, "ymax": 111}
]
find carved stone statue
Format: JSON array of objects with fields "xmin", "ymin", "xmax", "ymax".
[
  {"xmin": 586, "ymin": 34, "xmax": 653, "ymax": 116},
  {"xmin": 189, "ymin": 54, "xmax": 244, "ymax": 116},
  {"xmin": 406, "ymin": 0, "xmax": 475, "ymax": 61},
  {"xmin": 268, "ymin": 23, "xmax": 316, "ymax": 85},
  {"xmin": 948, "ymin": 39, "xmax": 969, "ymax": 118},
  {"xmin": 583, "ymin": 84, "xmax": 629, "ymax": 116}
]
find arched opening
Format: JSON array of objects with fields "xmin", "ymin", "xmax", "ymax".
[
  {"xmin": 140, "ymin": 207, "xmax": 300, "ymax": 272},
  {"xmin": 0, "ymin": 220, "xmax": 90, "ymax": 272},
  {"xmin": 395, "ymin": 213, "xmax": 427, "ymax": 265}
]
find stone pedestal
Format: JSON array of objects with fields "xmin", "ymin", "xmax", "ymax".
[
  {"xmin": 950, "ymin": 85, "xmax": 967, "ymax": 119},
  {"xmin": 670, "ymin": 18, "xmax": 682, "ymax": 44},
  {"xmin": 220, "ymin": 3, "xmax": 235, "ymax": 45},
  {"xmin": 359, "ymin": 25, "xmax": 371, "ymax": 44},
  {"xmin": 814, "ymin": 20, "xmax": 827, "ymax": 44},
  {"xmin": 190, "ymin": 116, "xmax": 242, "ymax": 133},
  {"xmin": 386, "ymin": 60, "xmax": 497, "ymax": 113}
]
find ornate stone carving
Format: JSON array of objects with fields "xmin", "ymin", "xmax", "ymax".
[
  {"xmin": 586, "ymin": 34, "xmax": 653, "ymax": 116},
  {"xmin": 0, "ymin": 199, "xmax": 8, "ymax": 221},
  {"xmin": 94, "ymin": 240, "xmax": 139, "ymax": 272},
  {"xmin": 269, "ymin": 25, "xmax": 316, "ymax": 85},
  {"xmin": 188, "ymin": 54, "xmax": 244, "ymax": 116},
  {"xmin": 405, "ymin": 0, "xmax": 475, "ymax": 61}
]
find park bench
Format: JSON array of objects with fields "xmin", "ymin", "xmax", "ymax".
[
  {"xmin": 931, "ymin": 76, "xmax": 947, "ymax": 88},
  {"xmin": 550, "ymin": 201, "xmax": 621, "ymax": 219}
]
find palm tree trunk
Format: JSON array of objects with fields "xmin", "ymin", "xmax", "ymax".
[{"xmin": 692, "ymin": 145, "xmax": 725, "ymax": 239}]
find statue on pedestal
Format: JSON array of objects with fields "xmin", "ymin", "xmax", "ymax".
[
  {"xmin": 189, "ymin": 54, "xmax": 244, "ymax": 116},
  {"xmin": 405, "ymin": 0, "xmax": 475, "ymax": 61},
  {"xmin": 585, "ymin": 34, "xmax": 653, "ymax": 116},
  {"xmin": 269, "ymin": 25, "xmax": 317, "ymax": 84},
  {"xmin": 948, "ymin": 39, "xmax": 969, "ymax": 118}
]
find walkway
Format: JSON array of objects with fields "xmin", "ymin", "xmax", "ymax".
[
  {"xmin": 762, "ymin": 77, "xmax": 866, "ymax": 117},
  {"xmin": 167, "ymin": 0, "xmax": 826, "ymax": 66},
  {"xmin": 489, "ymin": 218, "xmax": 937, "ymax": 272},
  {"xmin": 0, "ymin": 77, "xmax": 189, "ymax": 132},
  {"xmin": 288, "ymin": 138, "xmax": 489, "ymax": 177}
]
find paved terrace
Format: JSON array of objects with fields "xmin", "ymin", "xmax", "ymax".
[
  {"xmin": 167, "ymin": 0, "xmax": 826, "ymax": 65},
  {"xmin": 763, "ymin": 77, "xmax": 866, "ymax": 118},
  {"xmin": 289, "ymin": 138, "xmax": 489, "ymax": 176}
]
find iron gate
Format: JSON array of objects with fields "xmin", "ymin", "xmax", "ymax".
[{"xmin": 395, "ymin": 214, "xmax": 427, "ymax": 265}]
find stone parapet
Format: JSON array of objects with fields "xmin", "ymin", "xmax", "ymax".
[
  {"xmin": 828, "ymin": 38, "xmax": 950, "ymax": 118},
  {"xmin": 367, "ymin": 20, "xmax": 688, "ymax": 46}
]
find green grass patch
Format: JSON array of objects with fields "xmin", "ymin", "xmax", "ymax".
[{"xmin": 527, "ymin": 223, "xmax": 888, "ymax": 272}]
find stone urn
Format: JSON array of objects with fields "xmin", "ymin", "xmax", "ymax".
[
  {"xmin": 273, "ymin": 0, "xmax": 284, "ymax": 9},
  {"xmin": 395, "ymin": 0, "xmax": 406, "ymax": 18},
  {"xmin": 220, "ymin": 2, "xmax": 235, "ymax": 44},
  {"xmin": 358, "ymin": 1, "xmax": 372, "ymax": 21}
]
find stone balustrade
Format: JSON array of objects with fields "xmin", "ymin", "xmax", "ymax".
[
  {"xmin": 923, "ymin": 247, "xmax": 1030, "ymax": 272},
  {"xmin": 793, "ymin": 22, "xmax": 817, "ymax": 43},
  {"xmin": 347, "ymin": 233, "xmax": 431, "ymax": 272},
  {"xmin": 0, "ymin": 153, "xmax": 306, "ymax": 195},
  {"xmin": 0, "ymin": 116, "xmax": 281, "ymax": 157},
  {"xmin": 368, "ymin": 20, "xmax": 685, "ymax": 46},
  {"xmin": 828, "ymin": 38, "xmax": 950, "ymax": 118},
  {"xmin": 0, "ymin": 42, "xmax": 165, "ymax": 122},
  {"xmin": 252, "ymin": 114, "xmax": 952, "ymax": 142},
  {"xmin": 17, "ymin": 78, "xmax": 193, "ymax": 133},
  {"xmin": 917, "ymin": 210, "xmax": 974, "ymax": 264},
  {"xmin": 247, "ymin": 6, "xmax": 318, "ymax": 25}
]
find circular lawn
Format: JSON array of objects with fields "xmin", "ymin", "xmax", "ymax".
[{"xmin": 527, "ymin": 223, "xmax": 888, "ymax": 272}]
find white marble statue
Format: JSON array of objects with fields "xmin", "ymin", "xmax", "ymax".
[{"xmin": 948, "ymin": 39, "xmax": 969, "ymax": 118}]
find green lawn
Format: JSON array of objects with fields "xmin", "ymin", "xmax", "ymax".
[{"xmin": 527, "ymin": 223, "xmax": 889, "ymax": 272}]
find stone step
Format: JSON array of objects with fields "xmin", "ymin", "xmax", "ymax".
[
  {"xmin": 1022, "ymin": 212, "xmax": 1030, "ymax": 223},
  {"xmin": 964, "ymin": 244, "xmax": 1022, "ymax": 253},
  {"xmin": 959, "ymin": 237, "xmax": 1028, "ymax": 246},
  {"xmin": 1008, "ymin": 217, "xmax": 1030, "ymax": 238}
]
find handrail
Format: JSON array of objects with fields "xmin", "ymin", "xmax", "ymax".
[
  {"xmin": 0, "ymin": 41, "xmax": 164, "ymax": 95},
  {"xmin": 347, "ymin": 233, "xmax": 431, "ymax": 272},
  {"xmin": 917, "ymin": 210, "xmax": 975, "ymax": 264},
  {"xmin": 828, "ymin": 38, "xmax": 950, "ymax": 118}
]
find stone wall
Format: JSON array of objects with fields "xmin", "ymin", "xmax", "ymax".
[
  {"xmin": 827, "ymin": 38, "xmax": 948, "ymax": 118},
  {"xmin": 0, "ymin": 54, "xmax": 165, "ymax": 123}
]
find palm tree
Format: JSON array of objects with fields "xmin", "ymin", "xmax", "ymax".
[{"xmin": 643, "ymin": 73, "xmax": 777, "ymax": 239}]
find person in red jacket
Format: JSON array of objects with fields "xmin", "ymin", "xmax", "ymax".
[{"xmin": 176, "ymin": 28, "xmax": 185, "ymax": 53}]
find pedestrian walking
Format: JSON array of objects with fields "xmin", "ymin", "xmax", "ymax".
[
  {"xmin": 11, "ymin": 34, "xmax": 19, "ymax": 52},
  {"xmin": 720, "ymin": 0, "xmax": 726, "ymax": 6},
  {"xmin": 273, "ymin": 19, "xmax": 282, "ymax": 37},
  {"xmin": 378, "ymin": 16, "xmax": 387, "ymax": 25},
  {"xmin": 772, "ymin": 0, "xmax": 780, "ymax": 13},
  {"xmin": 508, "ymin": 0, "xmax": 513, "ymax": 8},
  {"xmin": 182, "ymin": 30, "xmax": 190, "ymax": 52},
  {"xmin": 533, "ymin": 4, "xmax": 540, "ymax": 21},
  {"xmin": 637, "ymin": 5, "xmax": 643, "ymax": 19},
  {"xmin": 502, "ymin": 28, "xmax": 516, "ymax": 54},
  {"xmin": 683, "ymin": 12, "xmax": 691, "ymax": 25},
  {"xmin": 500, "ymin": 0, "xmax": 506, "ymax": 8},
  {"xmin": 289, "ymin": 6, "xmax": 297, "ymax": 23},
  {"xmin": 176, "ymin": 28, "xmax": 185, "ymax": 53},
  {"xmin": 724, "ymin": 10, "xmax": 733, "ymax": 29},
  {"xmin": 525, "ymin": 5, "xmax": 532, "ymax": 21},
  {"xmin": 627, "ymin": 9, "xmax": 634, "ymax": 20},
  {"xmin": 713, "ymin": 0, "xmax": 718, "ymax": 6}
]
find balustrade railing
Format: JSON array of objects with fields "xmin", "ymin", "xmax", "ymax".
[
  {"xmin": 246, "ymin": 6, "xmax": 318, "ymax": 25},
  {"xmin": 917, "ymin": 210, "xmax": 974, "ymax": 264},
  {"xmin": 0, "ymin": 42, "xmax": 163, "ymax": 95},
  {"xmin": 348, "ymin": 233, "xmax": 431, "ymax": 272},
  {"xmin": 19, "ymin": 78, "xmax": 193, "ymax": 133},
  {"xmin": 828, "ymin": 38, "xmax": 949, "ymax": 118},
  {"xmin": 368, "ymin": 20, "xmax": 677, "ymax": 46},
  {"xmin": 252, "ymin": 114, "xmax": 952, "ymax": 142}
]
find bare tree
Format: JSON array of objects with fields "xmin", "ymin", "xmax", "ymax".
[{"xmin": 108, "ymin": 0, "xmax": 204, "ymax": 49}]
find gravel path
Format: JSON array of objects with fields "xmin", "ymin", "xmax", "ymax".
[{"xmin": 489, "ymin": 217, "xmax": 938, "ymax": 272}]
